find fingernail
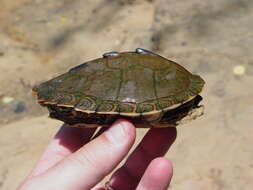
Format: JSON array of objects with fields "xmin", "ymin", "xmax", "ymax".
[{"xmin": 105, "ymin": 121, "xmax": 128, "ymax": 145}]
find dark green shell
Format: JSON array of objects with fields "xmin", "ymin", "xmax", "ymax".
[{"xmin": 33, "ymin": 50, "xmax": 205, "ymax": 117}]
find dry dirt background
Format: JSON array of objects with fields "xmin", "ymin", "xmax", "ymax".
[{"xmin": 0, "ymin": 0, "xmax": 253, "ymax": 189}]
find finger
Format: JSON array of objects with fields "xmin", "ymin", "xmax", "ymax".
[
  {"xmin": 92, "ymin": 126, "xmax": 109, "ymax": 140},
  {"xmin": 109, "ymin": 127, "xmax": 177, "ymax": 189},
  {"xmin": 29, "ymin": 124, "xmax": 96, "ymax": 177},
  {"xmin": 136, "ymin": 157, "xmax": 173, "ymax": 190},
  {"xmin": 24, "ymin": 119, "xmax": 136, "ymax": 190}
]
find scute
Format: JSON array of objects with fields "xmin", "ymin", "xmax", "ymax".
[
  {"xmin": 96, "ymin": 100, "xmax": 116, "ymax": 112},
  {"xmin": 74, "ymin": 96, "xmax": 97, "ymax": 111},
  {"xmin": 116, "ymin": 103, "xmax": 135, "ymax": 113},
  {"xmin": 136, "ymin": 103, "xmax": 156, "ymax": 113}
]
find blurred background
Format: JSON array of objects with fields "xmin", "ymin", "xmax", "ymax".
[{"xmin": 0, "ymin": 0, "xmax": 253, "ymax": 189}]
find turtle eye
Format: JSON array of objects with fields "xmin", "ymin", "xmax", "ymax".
[{"xmin": 103, "ymin": 51, "xmax": 119, "ymax": 58}]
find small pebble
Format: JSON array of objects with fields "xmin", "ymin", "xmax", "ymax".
[
  {"xmin": 233, "ymin": 65, "xmax": 245, "ymax": 76},
  {"xmin": 60, "ymin": 16, "xmax": 69, "ymax": 23},
  {"xmin": 2, "ymin": 96, "xmax": 14, "ymax": 104},
  {"xmin": 13, "ymin": 101, "xmax": 26, "ymax": 113}
]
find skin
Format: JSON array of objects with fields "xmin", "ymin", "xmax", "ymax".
[{"xmin": 17, "ymin": 119, "xmax": 177, "ymax": 190}]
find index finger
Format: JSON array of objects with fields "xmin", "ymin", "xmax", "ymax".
[{"xmin": 108, "ymin": 127, "xmax": 177, "ymax": 189}]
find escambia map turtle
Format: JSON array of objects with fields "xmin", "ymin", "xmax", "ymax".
[{"xmin": 33, "ymin": 48, "xmax": 205, "ymax": 128}]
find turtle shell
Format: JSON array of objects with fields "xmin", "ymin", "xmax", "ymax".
[{"xmin": 33, "ymin": 48, "xmax": 205, "ymax": 127}]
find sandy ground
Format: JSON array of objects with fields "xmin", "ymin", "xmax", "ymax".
[{"xmin": 0, "ymin": 0, "xmax": 253, "ymax": 189}]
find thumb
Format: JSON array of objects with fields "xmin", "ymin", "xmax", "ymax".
[{"xmin": 20, "ymin": 119, "xmax": 136, "ymax": 190}]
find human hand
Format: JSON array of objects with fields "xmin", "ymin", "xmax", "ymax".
[{"xmin": 17, "ymin": 119, "xmax": 177, "ymax": 190}]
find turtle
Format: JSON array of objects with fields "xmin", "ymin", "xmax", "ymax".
[{"xmin": 33, "ymin": 48, "xmax": 205, "ymax": 128}]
